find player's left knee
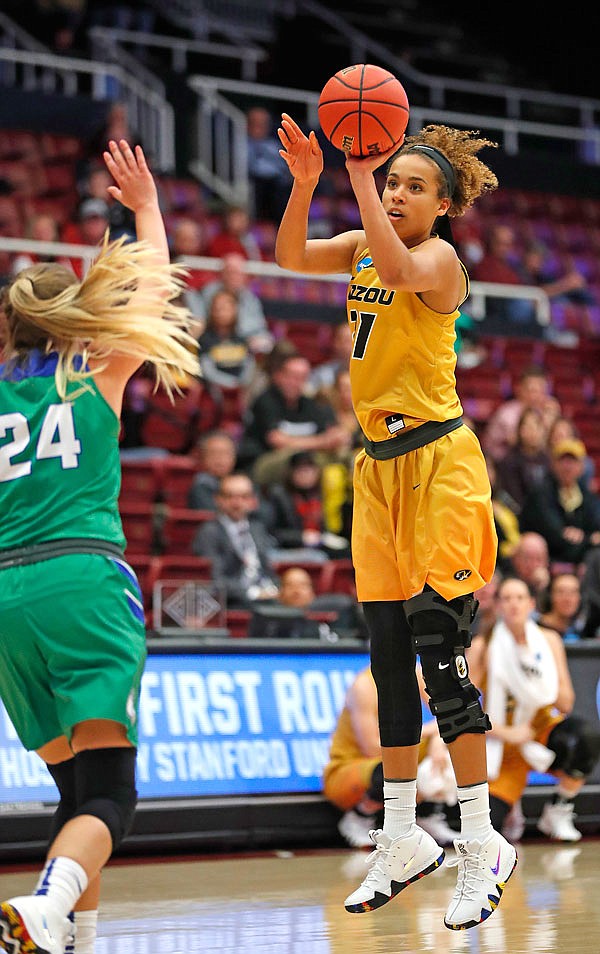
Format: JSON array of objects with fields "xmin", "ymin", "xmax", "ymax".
[
  {"xmin": 404, "ymin": 587, "xmax": 490, "ymax": 744},
  {"xmin": 551, "ymin": 718, "xmax": 600, "ymax": 778},
  {"xmin": 72, "ymin": 747, "xmax": 138, "ymax": 851}
]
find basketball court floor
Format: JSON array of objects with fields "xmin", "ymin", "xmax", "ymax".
[{"xmin": 1, "ymin": 838, "xmax": 599, "ymax": 953}]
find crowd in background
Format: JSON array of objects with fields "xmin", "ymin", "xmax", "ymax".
[{"xmin": 0, "ymin": 100, "xmax": 599, "ymax": 644}]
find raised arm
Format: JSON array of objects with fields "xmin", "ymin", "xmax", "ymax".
[
  {"xmin": 90, "ymin": 140, "xmax": 177, "ymax": 409},
  {"xmin": 275, "ymin": 113, "xmax": 360, "ymax": 275},
  {"xmin": 103, "ymin": 139, "xmax": 168, "ymax": 263}
]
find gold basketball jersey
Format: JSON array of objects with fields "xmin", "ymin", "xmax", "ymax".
[{"xmin": 347, "ymin": 247, "xmax": 466, "ymax": 442}]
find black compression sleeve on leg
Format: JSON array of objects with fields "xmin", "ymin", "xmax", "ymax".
[
  {"xmin": 46, "ymin": 758, "xmax": 77, "ymax": 846},
  {"xmin": 363, "ymin": 600, "xmax": 421, "ymax": 747},
  {"xmin": 73, "ymin": 747, "xmax": 138, "ymax": 851}
]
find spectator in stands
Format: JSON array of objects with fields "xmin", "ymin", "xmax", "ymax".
[
  {"xmin": 191, "ymin": 472, "xmax": 279, "ymax": 608},
  {"xmin": 537, "ymin": 571, "xmax": 584, "ymax": 642},
  {"xmin": 496, "ymin": 406, "xmax": 552, "ymax": 513},
  {"xmin": 246, "ymin": 106, "xmax": 290, "ymax": 224},
  {"xmin": 198, "ymin": 289, "xmax": 256, "ymax": 392},
  {"xmin": 187, "ymin": 430, "xmax": 237, "ymax": 510},
  {"xmin": 247, "ymin": 565, "xmax": 364, "ymax": 641},
  {"xmin": 170, "ymin": 217, "xmax": 210, "ymax": 313},
  {"xmin": 579, "ymin": 548, "xmax": 600, "ymax": 639},
  {"xmin": 482, "ymin": 365, "xmax": 561, "ymax": 463},
  {"xmin": 468, "ymin": 575, "xmax": 600, "ymax": 842},
  {"xmin": 206, "ymin": 204, "xmax": 261, "ymax": 261},
  {"xmin": 323, "ymin": 666, "xmax": 458, "ymax": 850},
  {"xmin": 187, "ymin": 428, "xmax": 274, "ymax": 524},
  {"xmin": 485, "ymin": 456, "xmax": 520, "ymax": 572},
  {"xmin": 238, "ymin": 352, "xmax": 350, "ymax": 484},
  {"xmin": 519, "ymin": 438, "xmax": 600, "ymax": 565},
  {"xmin": 11, "ymin": 213, "xmax": 71, "ymax": 275},
  {"xmin": 471, "ymin": 224, "xmax": 538, "ymax": 334},
  {"xmin": 265, "ymin": 451, "xmax": 350, "ymax": 563},
  {"xmin": 63, "ymin": 198, "xmax": 111, "ymax": 278},
  {"xmin": 471, "ymin": 572, "xmax": 502, "ymax": 639},
  {"xmin": 316, "ymin": 369, "xmax": 362, "ymax": 542},
  {"xmin": 244, "ymin": 337, "xmax": 299, "ymax": 406},
  {"xmin": 307, "ymin": 321, "xmax": 353, "ymax": 397},
  {"xmin": 454, "ymin": 309, "xmax": 487, "ymax": 369},
  {"xmin": 547, "ymin": 414, "xmax": 595, "ymax": 490},
  {"xmin": 77, "ymin": 163, "xmax": 136, "ymax": 243},
  {"xmin": 188, "ymin": 252, "xmax": 273, "ymax": 355},
  {"xmin": 507, "ymin": 531, "xmax": 552, "ymax": 609},
  {"xmin": 519, "ymin": 241, "xmax": 596, "ymax": 309}
]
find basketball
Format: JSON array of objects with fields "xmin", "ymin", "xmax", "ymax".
[{"xmin": 318, "ymin": 64, "xmax": 409, "ymax": 158}]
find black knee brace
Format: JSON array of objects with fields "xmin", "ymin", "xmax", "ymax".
[
  {"xmin": 72, "ymin": 747, "xmax": 138, "ymax": 851},
  {"xmin": 47, "ymin": 758, "xmax": 77, "ymax": 846},
  {"xmin": 548, "ymin": 717, "xmax": 600, "ymax": 779},
  {"xmin": 404, "ymin": 587, "xmax": 490, "ymax": 744}
]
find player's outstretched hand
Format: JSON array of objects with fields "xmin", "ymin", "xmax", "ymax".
[
  {"xmin": 103, "ymin": 139, "xmax": 158, "ymax": 212},
  {"xmin": 278, "ymin": 112, "xmax": 323, "ymax": 184}
]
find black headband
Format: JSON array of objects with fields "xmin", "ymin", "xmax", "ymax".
[{"xmin": 407, "ymin": 144, "xmax": 456, "ymax": 198}]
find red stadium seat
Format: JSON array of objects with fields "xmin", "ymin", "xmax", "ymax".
[
  {"xmin": 155, "ymin": 456, "xmax": 201, "ymax": 508},
  {"xmin": 225, "ymin": 609, "xmax": 252, "ymax": 638},
  {"xmin": 119, "ymin": 459, "xmax": 162, "ymax": 506},
  {"xmin": 149, "ymin": 554, "xmax": 212, "ymax": 585},
  {"xmin": 320, "ymin": 559, "xmax": 357, "ymax": 597},
  {"xmin": 159, "ymin": 507, "xmax": 215, "ymax": 555},
  {"xmin": 120, "ymin": 502, "xmax": 157, "ymax": 555}
]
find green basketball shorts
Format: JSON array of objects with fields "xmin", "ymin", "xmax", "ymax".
[{"xmin": 0, "ymin": 553, "xmax": 147, "ymax": 751}]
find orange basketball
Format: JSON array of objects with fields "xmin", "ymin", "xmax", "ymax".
[{"xmin": 318, "ymin": 64, "xmax": 409, "ymax": 158}]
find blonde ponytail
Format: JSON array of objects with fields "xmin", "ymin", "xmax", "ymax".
[{"xmin": 2, "ymin": 234, "xmax": 200, "ymax": 399}]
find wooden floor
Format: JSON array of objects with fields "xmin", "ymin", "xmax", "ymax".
[{"xmin": 1, "ymin": 839, "xmax": 599, "ymax": 953}]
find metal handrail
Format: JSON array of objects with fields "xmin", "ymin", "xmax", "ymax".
[
  {"xmin": 88, "ymin": 26, "xmax": 267, "ymax": 82},
  {"xmin": 0, "ymin": 240, "xmax": 551, "ymax": 328},
  {"xmin": 0, "ymin": 48, "xmax": 175, "ymax": 172}
]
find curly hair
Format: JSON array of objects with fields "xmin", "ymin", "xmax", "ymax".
[{"xmin": 392, "ymin": 124, "xmax": 499, "ymax": 217}]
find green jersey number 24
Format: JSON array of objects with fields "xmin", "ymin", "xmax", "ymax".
[{"xmin": 0, "ymin": 404, "xmax": 82, "ymax": 482}]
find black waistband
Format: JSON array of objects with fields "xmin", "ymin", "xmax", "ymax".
[
  {"xmin": 0, "ymin": 538, "xmax": 125, "ymax": 569},
  {"xmin": 362, "ymin": 417, "xmax": 464, "ymax": 461}
]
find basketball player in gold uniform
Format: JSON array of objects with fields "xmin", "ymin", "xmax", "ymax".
[{"xmin": 275, "ymin": 114, "xmax": 516, "ymax": 931}]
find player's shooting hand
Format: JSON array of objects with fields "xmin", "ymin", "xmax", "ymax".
[
  {"xmin": 345, "ymin": 136, "xmax": 404, "ymax": 178},
  {"xmin": 278, "ymin": 113, "xmax": 323, "ymax": 184}
]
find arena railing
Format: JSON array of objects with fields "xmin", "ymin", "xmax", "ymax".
[
  {"xmin": 88, "ymin": 26, "xmax": 268, "ymax": 82},
  {"xmin": 0, "ymin": 239, "xmax": 551, "ymax": 331},
  {"xmin": 0, "ymin": 48, "xmax": 175, "ymax": 173},
  {"xmin": 187, "ymin": 74, "xmax": 600, "ymax": 208}
]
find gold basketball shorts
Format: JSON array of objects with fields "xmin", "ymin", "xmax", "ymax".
[{"xmin": 351, "ymin": 424, "xmax": 497, "ymax": 602}]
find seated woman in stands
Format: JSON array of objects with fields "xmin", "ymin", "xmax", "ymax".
[{"xmin": 468, "ymin": 575, "xmax": 600, "ymax": 842}]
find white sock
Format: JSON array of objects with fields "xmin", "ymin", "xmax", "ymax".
[
  {"xmin": 457, "ymin": 782, "xmax": 493, "ymax": 841},
  {"xmin": 33, "ymin": 857, "xmax": 89, "ymax": 918},
  {"xmin": 73, "ymin": 910, "xmax": 98, "ymax": 954},
  {"xmin": 382, "ymin": 779, "xmax": 417, "ymax": 839}
]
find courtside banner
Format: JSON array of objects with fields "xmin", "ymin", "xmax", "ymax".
[{"xmin": 0, "ymin": 652, "xmax": 368, "ymax": 803}]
